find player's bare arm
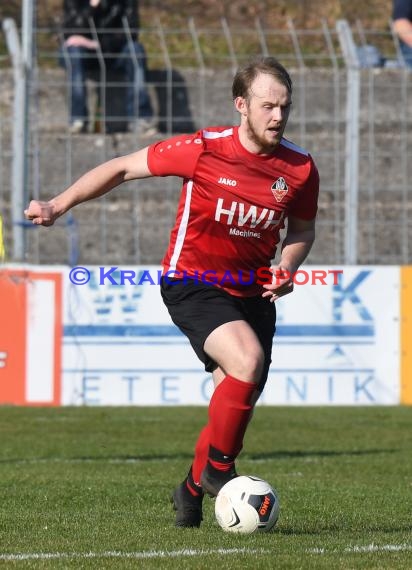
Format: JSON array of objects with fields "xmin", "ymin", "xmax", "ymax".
[
  {"xmin": 279, "ymin": 215, "xmax": 316, "ymax": 273},
  {"xmin": 24, "ymin": 147, "xmax": 152, "ymax": 226},
  {"xmin": 262, "ymin": 215, "xmax": 316, "ymax": 301}
]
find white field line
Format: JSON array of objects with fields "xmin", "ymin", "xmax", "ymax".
[
  {"xmin": 0, "ymin": 548, "xmax": 269, "ymax": 562},
  {"xmin": 1, "ymin": 544, "xmax": 412, "ymax": 561},
  {"xmin": 307, "ymin": 543, "xmax": 412, "ymax": 555},
  {"xmin": 346, "ymin": 544, "xmax": 412, "ymax": 553}
]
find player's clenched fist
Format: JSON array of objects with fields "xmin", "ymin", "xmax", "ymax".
[{"xmin": 24, "ymin": 200, "xmax": 58, "ymax": 226}]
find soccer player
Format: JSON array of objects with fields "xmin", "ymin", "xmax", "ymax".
[{"xmin": 24, "ymin": 56, "xmax": 319, "ymax": 528}]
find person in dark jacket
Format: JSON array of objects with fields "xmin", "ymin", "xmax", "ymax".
[
  {"xmin": 60, "ymin": 0, "xmax": 156, "ymax": 134},
  {"xmin": 393, "ymin": 0, "xmax": 412, "ymax": 67}
]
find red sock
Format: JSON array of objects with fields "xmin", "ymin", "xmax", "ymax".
[
  {"xmin": 186, "ymin": 467, "xmax": 203, "ymax": 497},
  {"xmin": 208, "ymin": 374, "xmax": 255, "ymax": 464},
  {"xmin": 191, "ymin": 425, "xmax": 210, "ymax": 485}
]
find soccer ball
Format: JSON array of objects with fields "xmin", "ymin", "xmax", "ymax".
[{"xmin": 214, "ymin": 475, "xmax": 280, "ymax": 534}]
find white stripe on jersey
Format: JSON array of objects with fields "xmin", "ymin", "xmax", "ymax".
[
  {"xmin": 280, "ymin": 137, "xmax": 309, "ymax": 156},
  {"xmin": 202, "ymin": 128, "xmax": 234, "ymax": 139},
  {"xmin": 169, "ymin": 179, "xmax": 193, "ymax": 272}
]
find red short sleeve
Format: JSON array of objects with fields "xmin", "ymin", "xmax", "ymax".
[
  {"xmin": 288, "ymin": 157, "xmax": 319, "ymax": 220},
  {"xmin": 147, "ymin": 132, "xmax": 205, "ymax": 179}
]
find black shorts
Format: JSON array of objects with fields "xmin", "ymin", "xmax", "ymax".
[{"xmin": 160, "ymin": 277, "xmax": 276, "ymax": 392}]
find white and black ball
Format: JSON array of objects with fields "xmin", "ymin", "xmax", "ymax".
[{"xmin": 215, "ymin": 475, "xmax": 280, "ymax": 534}]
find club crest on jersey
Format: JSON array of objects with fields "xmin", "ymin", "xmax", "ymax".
[{"xmin": 271, "ymin": 177, "xmax": 288, "ymax": 202}]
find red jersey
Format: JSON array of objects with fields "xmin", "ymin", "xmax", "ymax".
[{"xmin": 147, "ymin": 126, "xmax": 319, "ymax": 297}]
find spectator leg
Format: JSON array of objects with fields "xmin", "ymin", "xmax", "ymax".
[
  {"xmin": 62, "ymin": 46, "xmax": 92, "ymax": 127},
  {"xmin": 118, "ymin": 42, "xmax": 153, "ymax": 120}
]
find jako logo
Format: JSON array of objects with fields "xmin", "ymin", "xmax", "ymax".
[
  {"xmin": 0, "ymin": 351, "xmax": 7, "ymax": 369},
  {"xmin": 218, "ymin": 177, "xmax": 237, "ymax": 186},
  {"xmin": 259, "ymin": 495, "xmax": 271, "ymax": 515}
]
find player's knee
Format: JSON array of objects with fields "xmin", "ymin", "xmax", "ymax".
[{"xmin": 232, "ymin": 347, "xmax": 264, "ymax": 383}]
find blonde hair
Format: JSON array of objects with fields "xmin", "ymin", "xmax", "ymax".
[{"xmin": 232, "ymin": 56, "xmax": 292, "ymax": 102}]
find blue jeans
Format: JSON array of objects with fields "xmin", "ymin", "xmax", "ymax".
[
  {"xmin": 400, "ymin": 41, "xmax": 412, "ymax": 68},
  {"xmin": 59, "ymin": 42, "xmax": 153, "ymax": 124},
  {"xmin": 114, "ymin": 42, "xmax": 153, "ymax": 120}
]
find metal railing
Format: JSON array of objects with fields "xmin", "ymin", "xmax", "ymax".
[{"xmin": 0, "ymin": 16, "xmax": 411, "ymax": 266}]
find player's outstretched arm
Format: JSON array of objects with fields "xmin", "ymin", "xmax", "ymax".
[{"xmin": 24, "ymin": 147, "xmax": 152, "ymax": 226}]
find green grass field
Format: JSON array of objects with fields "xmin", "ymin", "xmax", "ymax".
[{"xmin": 0, "ymin": 406, "xmax": 411, "ymax": 569}]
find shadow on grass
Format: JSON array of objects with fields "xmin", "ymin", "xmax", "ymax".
[
  {"xmin": 244, "ymin": 448, "xmax": 399, "ymax": 461},
  {"xmin": 0, "ymin": 448, "xmax": 398, "ymax": 464}
]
